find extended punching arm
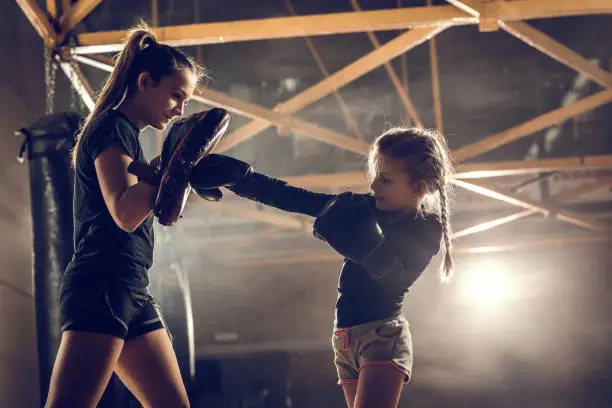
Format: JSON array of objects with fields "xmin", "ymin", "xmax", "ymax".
[
  {"xmin": 189, "ymin": 154, "xmax": 333, "ymax": 217},
  {"xmin": 230, "ymin": 173, "xmax": 332, "ymax": 217}
]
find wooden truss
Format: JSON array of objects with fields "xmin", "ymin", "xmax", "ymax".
[{"xmin": 16, "ymin": 0, "xmax": 612, "ymax": 263}]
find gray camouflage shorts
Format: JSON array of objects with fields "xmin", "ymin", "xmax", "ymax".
[{"xmin": 332, "ymin": 315, "xmax": 413, "ymax": 385}]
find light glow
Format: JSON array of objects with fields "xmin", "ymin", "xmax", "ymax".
[{"xmin": 460, "ymin": 262, "xmax": 515, "ymax": 309}]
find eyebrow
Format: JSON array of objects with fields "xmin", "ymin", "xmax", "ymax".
[{"xmin": 173, "ymin": 88, "xmax": 187, "ymax": 99}]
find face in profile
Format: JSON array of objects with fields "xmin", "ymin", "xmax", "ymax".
[
  {"xmin": 138, "ymin": 69, "xmax": 197, "ymax": 130},
  {"xmin": 368, "ymin": 151, "xmax": 424, "ymax": 211}
]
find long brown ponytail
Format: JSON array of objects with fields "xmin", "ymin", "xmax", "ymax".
[{"xmin": 71, "ymin": 23, "xmax": 203, "ymax": 166}]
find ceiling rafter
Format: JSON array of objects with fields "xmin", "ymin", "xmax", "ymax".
[
  {"xmin": 214, "ymin": 25, "xmax": 447, "ymax": 153},
  {"xmin": 71, "ymin": 1, "xmax": 612, "ymax": 54},
  {"xmin": 16, "ymin": 0, "xmax": 612, "ymax": 251}
]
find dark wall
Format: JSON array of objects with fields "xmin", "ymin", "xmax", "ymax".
[
  {"xmin": 0, "ymin": 2, "xmax": 83, "ymax": 406},
  {"xmin": 0, "ymin": 2, "xmax": 46, "ymax": 407}
]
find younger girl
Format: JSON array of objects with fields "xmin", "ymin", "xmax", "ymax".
[
  {"xmin": 189, "ymin": 127, "xmax": 454, "ymax": 408},
  {"xmin": 46, "ymin": 25, "xmax": 203, "ymax": 408}
]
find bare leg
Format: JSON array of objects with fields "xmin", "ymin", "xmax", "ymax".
[
  {"xmin": 354, "ymin": 365, "xmax": 405, "ymax": 408},
  {"xmin": 45, "ymin": 331, "xmax": 124, "ymax": 408},
  {"xmin": 342, "ymin": 382, "xmax": 358, "ymax": 408},
  {"xmin": 115, "ymin": 328, "xmax": 189, "ymax": 408}
]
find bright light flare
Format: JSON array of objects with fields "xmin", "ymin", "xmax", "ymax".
[{"xmin": 459, "ymin": 262, "xmax": 516, "ymax": 309}]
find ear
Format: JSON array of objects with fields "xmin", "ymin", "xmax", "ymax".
[
  {"xmin": 136, "ymin": 72, "xmax": 152, "ymax": 92},
  {"xmin": 413, "ymin": 180, "xmax": 429, "ymax": 197}
]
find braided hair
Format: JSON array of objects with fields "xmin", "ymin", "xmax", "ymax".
[{"xmin": 369, "ymin": 127, "xmax": 455, "ymax": 281}]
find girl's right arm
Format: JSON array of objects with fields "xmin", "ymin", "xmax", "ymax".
[
  {"xmin": 189, "ymin": 154, "xmax": 335, "ymax": 217},
  {"xmin": 95, "ymin": 144, "xmax": 157, "ymax": 232},
  {"xmin": 229, "ymin": 172, "xmax": 334, "ymax": 217}
]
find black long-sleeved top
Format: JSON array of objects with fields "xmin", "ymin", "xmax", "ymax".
[{"xmin": 229, "ymin": 174, "xmax": 443, "ymax": 328}]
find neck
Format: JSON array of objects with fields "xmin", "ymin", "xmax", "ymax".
[
  {"xmin": 394, "ymin": 206, "xmax": 418, "ymax": 214},
  {"xmin": 394, "ymin": 199, "xmax": 421, "ymax": 213},
  {"xmin": 376, "ymin": 203, "xmax": 418, "ymax": 214},
  {"xmin": 118, "ymin": 98, "xmax": 146, "ymax": 131}
]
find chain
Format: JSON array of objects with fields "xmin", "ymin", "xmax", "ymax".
[
  {"xmin": 69, "ymin": 80, "xmax": 77, "ymax": 111},
  {"xmin": 68, "ymin": 60, "xmax": 87, "ymax": 113},
  {"xmin": 65, "ymin": 35, "xmax": 88, "ymax": 113},
  {"xmin": 43, "ymin": 43, "xmax": 57, "ymax": 115}
]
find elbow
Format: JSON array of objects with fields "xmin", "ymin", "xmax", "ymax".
[
  {"xmin": 113, "ymin": 207, "xmax": 141, "ymax": 233},
  {"xmin": 110, "ymin": 191, "xmax": 150, "ymax": 233},
  {"xmin": 114, "ymin": 215, "xmax": 139, "ymax": 233},
  {"xmin": 117, "ymin": 220, "xmax": 139, "ymax": 233}
]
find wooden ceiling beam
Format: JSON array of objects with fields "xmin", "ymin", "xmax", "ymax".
[{"xmin": 72, "ymin": 1, "xmax": 612, "ymax": 54}]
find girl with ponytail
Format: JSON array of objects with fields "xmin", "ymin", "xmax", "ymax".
[{"xmin": 46, "ymin": 23, "xmax": 203, "ymax": 408}]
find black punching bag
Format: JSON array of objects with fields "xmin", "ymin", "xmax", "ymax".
[{"xmin": 17, "ymin": 112, "xmax": 81, "ymax": 406}]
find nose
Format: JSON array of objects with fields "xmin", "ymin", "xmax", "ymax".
[
  {"xmin": 368, "ymin": 177, "xmax": 378, "ymax": 193},
  {"xmin": 172, "ymin": 102, "xmax": 185, "ymax": 117}
]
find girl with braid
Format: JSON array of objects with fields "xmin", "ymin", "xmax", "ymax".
[{"xmin": 189, "ymin": 127, "xmax": 454, "ymax": 408}]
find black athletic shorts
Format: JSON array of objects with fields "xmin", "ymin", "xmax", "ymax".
[{"xmin": 59, "ymin": 270, "xmax": 168, "ymax": 341}]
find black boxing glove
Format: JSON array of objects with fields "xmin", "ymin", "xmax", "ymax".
[
  {"xmin": 190, "ymin": 154, "xmax": 334, "ymax": 217},
  {"xmin": 313, "ymin": 192, "xmax": 402, "ymax": 280}
]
